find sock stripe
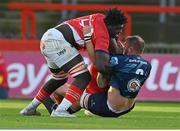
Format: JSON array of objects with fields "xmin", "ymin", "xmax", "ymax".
[
  {"xmin": 65, "ymin": 93, "xmax": 78, "ymax": 103},
  {"xmin": 64, "ymin": 85, "xmax": 83, "ymax": 103},
  {"xmin": 35, "ymin": 88, "xmax": 50, "ymax": 102},
  {"xmin": 66, "ymin": 92, "xmax": 78, "ymax": 100},
  {"xmin": 67, "ymin": 89, "xmax": 81, "ymax": 98}
]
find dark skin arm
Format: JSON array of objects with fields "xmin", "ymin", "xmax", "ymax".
[
  {"xmin": 95, "ymin": 37, "xmax": 124, "ymax": 75},
  {"xmin": 109, "ymin": 38, "xmax": 124, "ymax": 54},
  {"xmin": 95, "ymin": 51, "xmax": 110, "ymax": 75},
  {"xmin": 95, "ymin": 37, "xmax": 124, "ymax": 88}
]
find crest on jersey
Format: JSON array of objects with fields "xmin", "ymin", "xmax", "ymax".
[
  {"xmin": 110, "ymin": 57, "xmax": 118, "ymax": 66},
  {"xmin": 127, "ymin": 79, "xmax": 141, "ymax": 92}
]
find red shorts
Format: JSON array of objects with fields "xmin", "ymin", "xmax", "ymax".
[{"xmin": 85, "ymin": 64, "xmax": 109, "ymax": 94}]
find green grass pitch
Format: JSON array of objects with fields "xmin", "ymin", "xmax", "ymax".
[{"xmin": 0, "ymin": 99, "xmax": 180, "ymax": 129}]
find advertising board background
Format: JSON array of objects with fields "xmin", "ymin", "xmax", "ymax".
[{"xmin": 3, "ymin": 52, "xmax": 180, "ymax": 101}]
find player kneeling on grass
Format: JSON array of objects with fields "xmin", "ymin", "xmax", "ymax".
[{"xmin": 42, "ymin": 35, "xmax": 151, "ymax": 117}]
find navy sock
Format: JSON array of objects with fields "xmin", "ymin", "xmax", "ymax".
[{"xmin": 42, "ymin": 96, "xmax": 55, "ymax": 114}]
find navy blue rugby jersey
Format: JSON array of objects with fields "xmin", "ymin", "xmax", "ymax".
[{"xmin": 109, "ymin": 54, "xmax": 151, "ymax": 98}]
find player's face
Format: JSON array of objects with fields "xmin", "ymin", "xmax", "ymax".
[{"xmin": 108, "ymin": 24, "xmax": 124, "ymax": 38}]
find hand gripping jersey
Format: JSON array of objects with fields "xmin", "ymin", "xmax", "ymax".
[
  {"xmin": 66, "ymin": 13, "xmax": 110, "ymax": 53},
  {"xmin": 109, "ymin": 54, "xmax": 152, "ymax": 98}
]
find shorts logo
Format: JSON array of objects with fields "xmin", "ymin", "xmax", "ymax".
[
  {"xmin": 127, "ymin": 79, "xmax": 140, "ymax": 92},
  {"xmin": 57, "ymin": 49, "xmax": 66, "ymax": 56}
]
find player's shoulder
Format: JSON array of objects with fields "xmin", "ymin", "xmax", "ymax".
[
  {"xmin": 145, "ymin": 59, "xmax": 152, "ymax": 70},
  {"xmin": 110, "ymin": 54, "xmax": 151, "ymax": 66},
  {"xmin": 138, "ymin": 56, "xmax": 152, "ymax": 71},
  {"xmin": 92, "ymin": 13, "xmax": 105, "ymax": 17},
  {"xmin": 110, "ymin": 54, "xmax": 132, "ymax": 61},
  {"xmin": 109, "ymin": 53, "xmax": 124, "ymax": 66},
  {"xmin": 92, "ymin": 13, "xmax": 105, "ymax": 22}
]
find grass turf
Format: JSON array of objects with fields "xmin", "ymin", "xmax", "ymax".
[{"xmin": 0, "ymin": 99, "xmax": 180, "ymax": 129}]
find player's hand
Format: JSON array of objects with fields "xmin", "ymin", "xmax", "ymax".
[
  {"xmin": 83, "ymin": 26, "xmax": 94, "ymax": 43},
  {"xmin": 96, "ymin": 72, "xmax": 108, "ymax": 88}
]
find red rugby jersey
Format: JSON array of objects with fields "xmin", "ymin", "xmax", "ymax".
[{"xmin": 66, "ymin": 13, "xmax": 110, "ymax": 53}]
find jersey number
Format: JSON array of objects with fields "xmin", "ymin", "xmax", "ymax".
[
  {"xmin": 79, "ymin": 15, "xmax": 92, "ymax": 27},
  {"xmin": 136, "ymin": 69, "xmax": 144, "ymax": 75}
]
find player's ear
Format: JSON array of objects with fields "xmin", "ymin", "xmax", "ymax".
[
  {"xmin": 128, "ymin": 46, "xmax": 133, "ymax": 54},
  {"xmin": 129, "ymin": 46, "xmax": 138, "ymax": 55}
]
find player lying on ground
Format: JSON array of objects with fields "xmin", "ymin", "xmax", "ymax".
[
  {"xmin": 81, "ymin": 36, "xmax": 151, "ymax": 117},
  {"xmin": 20, "ymin": 8, "xmax": 127, "ymax": 117},
  {"xmin": 42, "ymin": 35, "xmax": 152, "ymax": 117}
]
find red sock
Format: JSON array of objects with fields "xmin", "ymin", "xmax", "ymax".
[
  {"xmin": 35, "ymin": 88, "xmax": 50, "ymax": 102},
  {"xmin": 64, "ymin": 85, "xmax": 83, "ymax": 103}
]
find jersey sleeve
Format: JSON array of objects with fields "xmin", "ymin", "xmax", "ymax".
[{"xmin": 92, "ymin": 15, "xmax": 110, "ymax": 53}]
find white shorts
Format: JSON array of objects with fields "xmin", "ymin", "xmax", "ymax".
[{"xmin": 40, "ymin": 28, "xmax": 80, "ymax": 69}]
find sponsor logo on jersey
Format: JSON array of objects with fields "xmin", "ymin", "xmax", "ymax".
[
  {"xmin": 110, "ymin": 57, "xmax": 118, "ymax": 65},
  {"xmin": 127, "ymin": 79, "xmax": 140, "ymax": 92}
]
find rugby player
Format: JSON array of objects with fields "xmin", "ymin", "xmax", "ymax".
[
  {"xmin": 20, "ymin": 8, "xmax": 127, "ymax": 117},
  {"xmin": 80, "ymin": 35, "xmax": 152, "ymax": 117}
]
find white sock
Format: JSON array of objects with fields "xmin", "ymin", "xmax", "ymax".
[
  {"xmin": 27, "ymin": 98, "xmax": 41, "ymax": 110},
  {"xmin": 56, "ymin": 98, "xmax": 72, "ymax": 111}
]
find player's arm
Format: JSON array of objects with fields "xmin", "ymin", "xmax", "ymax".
[
  {"xmin": 96, "ymin": 72, "xmax": 109, "ymax": 88},
  {"xmin": 83, "ymin": 26, "xmax": 95, "ymax": 64},
  {"xmin": 109, "ymin": 38, "xmax": 124, "ymax": 54},
  {"xmin": 95, "ymin": 51, "xmax": 110, "ymax": 75},
  {"xmin": 83, "ymin": 25, "xmax": 111, "ymax": 76},
  {"xmin": 85, "ymin": 41, "xmax": 95, "ymax": 64}
]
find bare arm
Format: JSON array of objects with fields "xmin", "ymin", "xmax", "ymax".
[
  {"xmin": 83, "ymin": 26, "xmax": 96, "ymax": 64},
  {"xmin": 96, "ymin": 72, "xmax": 109, "ymax": 88},
  {"xmin": 109, "ymin": 38, "xmax": 124, "ymax": 54},
  {"xmin": 95, "ymin": 51, "xmax": 110, "ymax": 75}
]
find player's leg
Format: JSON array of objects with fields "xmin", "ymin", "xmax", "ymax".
[
  {"xmin": 43, "ymin": 97, "xmax": 81, "ymax": 115},
  {"xmin": 107, "ymin": 87, "xmax": 135, "ymax": 112},
  {"xmin": 80, "ymin": 92, "xmax": 135, "ymax": 117},
  {"xmin": 19, "ymin": 75, "xmax": 68, "ymax": 116},
  {"xmin": 41, "ymin": 84, "xmax": 68, "ymax": 115},
  {"xmin": 19, "ymin": 60, "xmax": 68, "ymax": 116},
  {"xmin": 20, "ymin": 28, "xmax": 69, "ymax": 116},
  {"xmin": 51, "ymin": 54, "xmax": 91, "ymax": 117},
  {"xmin": 42, "ymin": 96, "xmax": 56, "ymax": 114},
  {"xmin": 43, "ymin": 83, "xmax": 81, "ymax": 115}
]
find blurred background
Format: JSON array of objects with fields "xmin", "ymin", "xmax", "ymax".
[{"xmin": 0, "ymin": 0, "xmax": 180, "ymax": 101}]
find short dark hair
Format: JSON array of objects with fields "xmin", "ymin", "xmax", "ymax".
[
  {"xmin": 126, "ymin": 35, "xmax": 145, "ymax": 54},
  {"xmin": 104, "ymin": 8, "xmax": 127, "ymax": 26}
]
